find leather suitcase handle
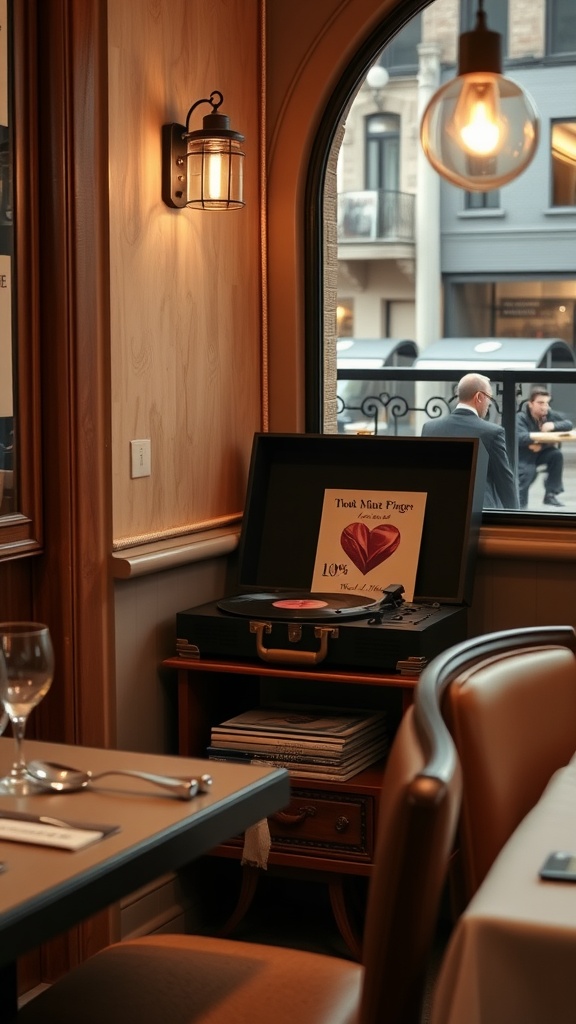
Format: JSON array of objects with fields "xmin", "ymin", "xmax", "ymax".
[{"xmin": 249, "ymin": 621, "xmax": 338, "ymax": 666}]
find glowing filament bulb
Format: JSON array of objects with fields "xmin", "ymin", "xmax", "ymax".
[
  {"xmin": 453, "ymin": 77, "xmax": 503, "ymax": 157},
  {"xmin": 207, "ymin": 152, "xmax": 223, "ymax": 200},
  {"xmin": 460, "ymin": 101, "xmax": 500, "ymax": 154}
]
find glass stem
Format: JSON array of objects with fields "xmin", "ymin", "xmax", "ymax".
[{"xmin": 10, "ymin": 717, "xmax": 27, "ymax": 779}]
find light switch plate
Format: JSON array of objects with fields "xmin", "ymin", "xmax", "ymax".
[{"xmin": 130, "ymin": 439, "xmax": 151, "ymax": 478}]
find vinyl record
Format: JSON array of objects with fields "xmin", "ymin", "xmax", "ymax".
[{"xmin": 217, "ymin": 591, "xmax": 384, "ymax": 621}]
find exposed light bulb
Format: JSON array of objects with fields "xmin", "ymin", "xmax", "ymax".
[
  {"xmin": 420, "ymin": 5, "xmax": 539, "ymax": 190},
  {"xmin": 453, "ymin": 77, "xmax": 503, "ymax": 156},
  {"xmin": 207, "ymin": 152, "xmax": 224, "ymax": 201}
]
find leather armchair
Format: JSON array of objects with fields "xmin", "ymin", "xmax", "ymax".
[{"xmin": 17, "ymin": 665, "xmax": 462, "ymax": 1024}]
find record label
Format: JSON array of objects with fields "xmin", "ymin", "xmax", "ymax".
[{"xmin": 273, "ymin": 598, "xmax": 328, "ymax": 610}]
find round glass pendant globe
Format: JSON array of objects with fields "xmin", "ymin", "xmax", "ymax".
[
  {"xmin": 366, "ymin": 65, "xmax": 389, "ymax": 90},
  {"xmin": 420, "ymin": 73, "xmax": 539, "ymax": 191}
]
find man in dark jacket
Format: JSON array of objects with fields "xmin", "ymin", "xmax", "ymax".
[
  {"xmin": 516, "ymin": 385, "xmax": 573, "ymax": 508},
  {"xmin": 422, "ymin": 373, "xmax": 518, "ymax": 509}
]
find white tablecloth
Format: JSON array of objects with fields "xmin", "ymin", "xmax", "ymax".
[{"xmin": 430, "ymin": 757, "xmax": 576, "ymax": 1024}]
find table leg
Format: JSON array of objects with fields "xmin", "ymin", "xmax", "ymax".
[
  {"xmin": 328, "ymin": 876, "xmax": 363, "ymax": 961},
  {"xmin": 215, "ymin": 864, "xmax": 261, "ymax": 937}
]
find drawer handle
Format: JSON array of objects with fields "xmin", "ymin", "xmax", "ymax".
[
  {"xmin": 271, "ymin": 805, "xmax": 317, "ymax": 827},
  {"xmin": 335, "ymin": 816, "xmax": 350, "ymax": 833}
]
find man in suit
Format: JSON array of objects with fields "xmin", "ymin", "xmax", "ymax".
[
  {"xmin": 516, "ymin": 385, "xmax": 573, "ymax": 508},
  {"xmin": 422, "ymin": 372, "xmax": 519, "ymax": 509}
]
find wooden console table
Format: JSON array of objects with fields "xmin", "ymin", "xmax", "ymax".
[{"xmin": 163, "ymin": 655, "xmax": 418, "ymax": 959}]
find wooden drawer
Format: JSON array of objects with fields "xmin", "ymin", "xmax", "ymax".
[{"xmin": 267, "ymin": 787, "xmax": 374, "ymax": 862}]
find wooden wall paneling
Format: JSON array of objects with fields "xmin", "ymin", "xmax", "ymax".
[
  {"xmin": 468, "ymin": 555, "xmax": 576, "ymax": 638},
  {"xmin": 107, "ymin": 0, "xmax": 263, "ymax": 548},
  {"xmin": 30, "ymin": 0, "xmax": 117, "ymax": 981},
  {"xmin": 34, "ymin": 0, "xmax": 115, "ymax": 747},
  {"xmin": 0, "ymin": 559, "xmax": 33, "ymax": 621}
]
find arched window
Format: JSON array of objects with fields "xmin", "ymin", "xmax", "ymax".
[{"xmin": 305, "ymin": 0, "xmax": 576, "ymax": 519}]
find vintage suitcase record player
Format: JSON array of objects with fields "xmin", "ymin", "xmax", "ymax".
[{"xmin": 176, "ymin": 433, "xmax": 487, "ymax": 672}]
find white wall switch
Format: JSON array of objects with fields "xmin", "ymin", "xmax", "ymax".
[{"xmin": 130, "ymin": 439, "xmax": 151, "ymax": 478}]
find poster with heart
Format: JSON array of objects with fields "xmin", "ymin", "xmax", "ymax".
[{"xmin": 310, "ymin": 488, "xmax": 427, "ymax": 602}]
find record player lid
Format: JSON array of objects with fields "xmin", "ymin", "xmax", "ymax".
[{"xmin": 234, "ymin": 433, "xmax": 486, "ymax": 606}]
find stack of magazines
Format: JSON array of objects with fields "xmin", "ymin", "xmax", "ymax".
[{"xmin": 207, "ymin": 703, "xmax": 389, "ymax": 781}]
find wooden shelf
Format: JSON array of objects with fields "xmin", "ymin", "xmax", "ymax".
[{"xmin": 163, "ymin": 654, "xmax": 418, "ymax": 959}]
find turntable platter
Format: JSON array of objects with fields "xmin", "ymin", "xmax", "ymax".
[{"xmin": 217, "ymin": 591, "xmax": 384, "ymax": 621}]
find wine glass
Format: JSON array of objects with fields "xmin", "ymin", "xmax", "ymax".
[{"xmin": 0, "ymin": 623, "xmax": 54, "ymax": 795}]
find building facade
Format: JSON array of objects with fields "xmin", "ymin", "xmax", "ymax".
[{"xmin": 336, "ymin": 0, "xmax": 576, "ymax": 351}]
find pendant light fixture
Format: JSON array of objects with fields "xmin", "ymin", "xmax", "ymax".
[
  {"xmin": 162, "ymin": 91, "xmax": 245, "ymax": 210},
  {"xmin": 420, "ymin": 1, "xmax": 539, "ymax": 191}
]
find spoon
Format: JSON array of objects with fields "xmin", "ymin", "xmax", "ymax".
[{"xmin": 25, "ymin": 760, "xmax": 213, "ymax": 801}]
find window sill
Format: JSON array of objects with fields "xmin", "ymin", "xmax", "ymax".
[
  {"xmin": 457, "ymin": 209, "xmax": 505, "ymax": 220},
  {"xmin": 480, "ymin": 523, "xmax": 576, "ymax": 561},
  {"xmin": 544, "ymin": 207, "xmax": 576, "ymax": 217}
]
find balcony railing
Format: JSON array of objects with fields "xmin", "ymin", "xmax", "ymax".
[
  {"xmin": 337, "ymin": 190, "xmax": 415, "ymax": 243},
  {"xmin": 336, "ymin": 366, "xmax": 576, "ymax": 480}
]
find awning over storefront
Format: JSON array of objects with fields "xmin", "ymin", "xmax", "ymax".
[
  {"xmin": 413, "ymin": 337, "xmax": 576, "ymax": 371},
  {"xmin": 336, "ymin": 339, "xmax": 419, "ymax": 435},
  {"xmin": 337, "ymin": 338, "xmax": 418, "ymax": 368}
]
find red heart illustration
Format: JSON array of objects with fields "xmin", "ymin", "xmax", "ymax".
[{"xmin": 340, "ymin": 522, "xmax": 401, "ymax": 575}]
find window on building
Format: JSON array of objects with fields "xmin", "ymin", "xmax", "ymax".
[
  {"xmin": 551, "ymin": 120, "xmax": 576, "ymax": 206},
  {"xmin": 380, "ymin": 13, "xmax": 422, "ymax": 74},
  {"xmin": 366, "ymin": 114, "xmax": 401, "ymax": 238},
  {"xmin": 465, "ymin": 190, "xmax": 500, "ymax": 210},
  {"xmin": 461, "ymin": 0, "xmax": 508, "ymax": 56},
  {"xmin": 366, "ymin": 114, "xmax": 400, "ymax": 192},
  {"xmin": 548, "ymin": 0, "xmax": 576, "ymax": 57}
]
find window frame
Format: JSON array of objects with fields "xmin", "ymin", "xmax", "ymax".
[
  {"xmin": 304, "ymin": 0, "xmax": 576, "ymax": 530},
  {"xmin": 547, "ymin": 0, "xmax": 576, "ymax": 58},
  {"xmin": 550, "ymin": 118, "xmax": 576, "ymax": 207}
]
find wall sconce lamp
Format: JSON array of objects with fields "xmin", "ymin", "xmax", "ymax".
[
  {"xmin": 162, "ymin": 91, "xmax": 245, "ymax": 210},
  {"xmin": 420, "ymin": 1, "xmax": 539, "ymax": 191}
]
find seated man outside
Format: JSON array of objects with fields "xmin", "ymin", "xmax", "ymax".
[
  {"xmin": 517, "ymin": 386, "xmax": 573, "ymax": 509},
  {"xmin": 422, "ymin": 373, "xmax": 518, "ymax": 509}
]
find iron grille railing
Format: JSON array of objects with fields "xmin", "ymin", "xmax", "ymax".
[{"xmin": 336, "ymin": 367, "xmax": 576, "ymax": 477}]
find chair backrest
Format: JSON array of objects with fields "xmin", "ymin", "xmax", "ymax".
[
  {"xmin": 428, "ymin": 625, "xmax": 576, "ymax": 902},
  {"xmin": 359, "ymin": 666, "xmax": 462, "ymax": 1024}
]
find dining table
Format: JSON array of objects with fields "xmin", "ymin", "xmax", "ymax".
[
  {"xmin": 0, "ymin": 736, "xmax": 290, "ymax": 1022},
  {"xmin": 430, "ymin": 753, "xmax": 576, "ymax": 1024},
  {"xmin": 527, "ymin": 429, "xmax": 576, "ymax": 444}
]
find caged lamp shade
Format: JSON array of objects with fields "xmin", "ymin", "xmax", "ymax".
[
  {"xmin": 420, "ymin": 2, "xmax": 539, "ymax": 191},
  {"xmin": 162, "ymin": 91, "xmax": 245, "ymax": 210}
]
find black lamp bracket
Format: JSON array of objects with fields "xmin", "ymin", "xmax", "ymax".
[
  {"xmin": 185, "ymin": 91, "xmax": 224, "ymax": 134},
  {"xmin": 161, "ymin": 122, "xmax": 187, "ymax": 208}
]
